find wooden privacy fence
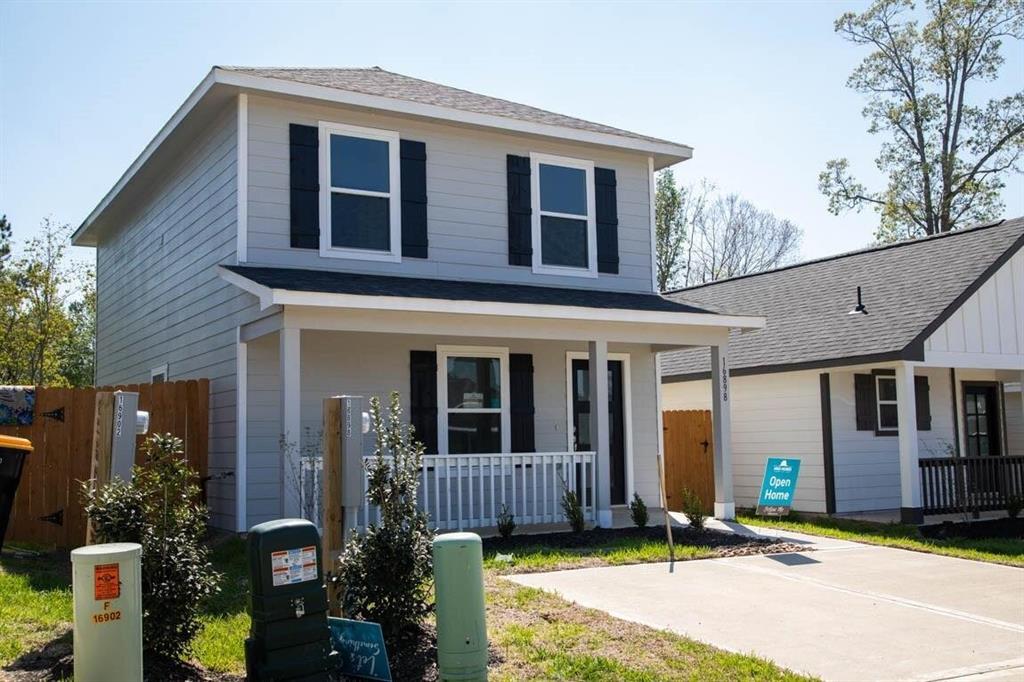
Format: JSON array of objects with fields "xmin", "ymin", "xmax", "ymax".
[
  {"xmin": 662, "ymin": 409, "xmax": 714, "ymax": 514},
  {"xmin": 919, "ymin": 455, "xmax": 1024, "ymax": 515},
  {"xmin": 2, "ymin": 380, "xmax": 209, "ymax": 548}
]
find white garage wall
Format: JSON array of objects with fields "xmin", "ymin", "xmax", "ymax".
[{"xmin": 661, "ymin": 370, "xmax": 827, "ymax": 513}]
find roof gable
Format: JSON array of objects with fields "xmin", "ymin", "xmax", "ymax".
[{"xmin": 661, "ymin": 218, "xmax": 1024, "ymax": 378}]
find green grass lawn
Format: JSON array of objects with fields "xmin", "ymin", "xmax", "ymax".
[
  {"xmin": 1, "ymin": 532, "xmax": 810, "ymax": 680},
  {"xmin": 737, "ymin": 512, "xmax": 1024, "ymax": 567},
  {"xmin": 483, "ymin": 534, "xmax": 711, "ymax": 574}
]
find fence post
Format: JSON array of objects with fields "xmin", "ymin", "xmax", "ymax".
[
  {"xmin": 85, "ymin": 392, "xmax": 115, "ymax": 545},
  {"xmin": 322, "ymin": 397, "xmax": 343, "ymax": 617}
]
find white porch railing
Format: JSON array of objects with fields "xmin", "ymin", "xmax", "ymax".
[{"xmin": 299, "ymin": 451, "xmax": 596, "ymax": 532}]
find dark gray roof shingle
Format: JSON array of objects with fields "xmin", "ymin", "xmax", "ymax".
[
  {"xmin": 224, "ymin": 265, "xmax": 716, "ymax": 314},
  {"xmin": 661, "ymin": 218, "xmax": 1024, "ymax": 378},
  {"xmin": 219, "ymin": 66, "xmax": 682, "ymax": 147}
]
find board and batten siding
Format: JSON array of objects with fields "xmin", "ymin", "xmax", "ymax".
[
  {"xmin": 661, "ymin": 371, "xmax": 828, "ymax": 513},
  {"xmin": 924, "ymin": 248, "xmax": 1024, "ymax": 361},
  {"xmin": 95, "ymin": 103, "xmax": 257, "ymax": 530},
  {"xmin": 243, "ymin": 95, "xmax": 655, "ymax": 293},
  {"xmin": 244, "ymin": 331, "xmax": 659, "ymax": 527}
]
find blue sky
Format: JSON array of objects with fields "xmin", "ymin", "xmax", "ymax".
[{"xmin": 1, "ymin": 1, "xmax": 1021, "ymax": 263}]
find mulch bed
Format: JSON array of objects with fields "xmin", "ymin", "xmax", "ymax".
[
  {"xmin": 483, "ymin": 523, "xmax": 810, "ymax": 558},
  {"xmin": 920, "ymin": 516, "xmax": 1024, "ymax": 540}
]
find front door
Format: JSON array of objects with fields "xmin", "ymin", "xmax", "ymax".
[
  {"xmin": 571, "ymin": 359, "xmax": 626, "ymax": 505},
  {"xmin": 964, "ymin": 384, "xmax": 1001, "ymax": 458}
]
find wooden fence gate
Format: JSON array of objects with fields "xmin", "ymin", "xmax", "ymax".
[
  {"xmin": 1, "ymin": 380, "xmax": 209, "ymax": 548},
  {"xmin": 662, "ymin": 409, "xmax": 714, "ymax": 514}
]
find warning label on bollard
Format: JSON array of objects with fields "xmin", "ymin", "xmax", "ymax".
[
  {"xmin": 270, "ymin": 545, "xmax": 317, "ymax": 586},
  {"xmin": 93, "ymin": 563, "xmax": 120, "ymax": 600}
]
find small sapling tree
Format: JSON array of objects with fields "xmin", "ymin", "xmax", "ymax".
[
  {"xmin": 629, "ymin": 492, "xmax": 649, "ymax": 528},
  {"xmin": 83, "ymin": 433, "xmax": 220, "ymax": 663},
  {"xmin": 335, "ymin": 391, "xmax": 434, "ymax": 643}
]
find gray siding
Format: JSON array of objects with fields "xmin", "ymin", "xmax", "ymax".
[
  {"xmin": 244, "ymin": 95, "xmax": 655, "ymax": 293},
  {"xmin": 244, "ymin": 331, "xmax": 659, "ymax": 527},
  {"xmin": 95, "ymin": 103, "xmax": 256, "ymax": 529}
]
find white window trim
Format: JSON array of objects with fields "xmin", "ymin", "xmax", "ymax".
[
  {"xmin": 564, "ymin": 351, "xmax": 634, "ymax": 505},
  {"xmin": 150, "ymin": 364, "xmax": 168, "ymax": 383},
  {"xmin": 436, "ymin": 345, "xmax": 511, "ymax": 455},
  {"xmin": 876, "ymin": 374, "xmax": 898, "ymax": 431},
  {"xmin": 530, "ymin": 152, "xmax": 597, "ymax": 278},
  {"xmin": 318, "ymin": 120, "xmax": 402, "ymax": 263}
]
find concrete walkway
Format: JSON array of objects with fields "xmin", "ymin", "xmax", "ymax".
[{"xmin": 508, "ymin": 525, "xmax": 1024, "ymax": 681}]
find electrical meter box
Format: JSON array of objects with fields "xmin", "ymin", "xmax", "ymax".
[{"xmin": 245, "ymin": 518, "xmax": 333, "ymax": 681}]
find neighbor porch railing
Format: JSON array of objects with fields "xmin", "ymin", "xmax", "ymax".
[
  {"xmin": 919, "ymin": 455, "xmax": 1024, "ymax": 515},
  {"xmin": 300, "ymin": 451, "xmax": 596, "ymax": 532}
]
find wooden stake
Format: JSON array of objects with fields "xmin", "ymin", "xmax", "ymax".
[
  {"xmin": 85, "ymin": 392, "xmax": 114, "ymax": 545},
  {"xmin": 322, "ymin": 397, "xmax": 344, "ymax": 617},
  {"xmin": 656, "ymin": 452, "xmax": 675, "ymax": 563}
]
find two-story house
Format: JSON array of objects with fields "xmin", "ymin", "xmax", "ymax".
[{"xmin": 73, "ymin": 67, "xmax": 763, "ymax": 533}]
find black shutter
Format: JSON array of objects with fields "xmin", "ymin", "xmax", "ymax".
[
  {"xmin": 509, "ymin": 353, "xmax": 535, "ymax": 452},
  {"xmin": 409, "ymin": 351, "xmax": 438, "ymax": 454},
  {"xmin": 507, "ymin": 155, "xmax": 532, "ymax": 266},
  {"xmin": 289, "ymin": 124, "xmax": 319, "ymax": 249},
  {"xmin": 915, "ymin": 375, "xmax": 931, "ymax": 431},
  {"xmin": 595, "ymin": 167, "xmax": 619, "ymax": 274},
  {"xmin": 854, "ymin": 374, "xmax": 877, "ymax": 431},
  {"xmin": 400, "ymin": 140, "xmax": 428, "ymax": 258}
]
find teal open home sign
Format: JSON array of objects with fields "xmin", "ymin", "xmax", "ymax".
[
  {"xmin": 756, "ymin": 458, "xmax": 801, "ymax": 516},
  {"xmin": 328, "ymin": 617, "xmax": 392, "ymax": 681}
]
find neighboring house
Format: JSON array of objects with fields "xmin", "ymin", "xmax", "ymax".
[
  {"xmin": 73, "ymin": 66, "xmax": 762, "ymax": 532},
  {"xmin": 661, "ymin": 219, "xmax": 1024, "ymax": 523}
]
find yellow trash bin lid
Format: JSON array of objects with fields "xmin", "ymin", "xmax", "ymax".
[{"xmin": 0, "ymin": 435, "xmax": 32, "ymax": 452}]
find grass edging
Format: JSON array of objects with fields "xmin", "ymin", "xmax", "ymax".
[{"xmin": 736, "ymin": 512, "xmax": 1024, "ymax": 567}]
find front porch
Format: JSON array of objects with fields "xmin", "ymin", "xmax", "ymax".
[
  {"xmin": 894, "ymin": 363, "xmax": 1023, "ymax": 523},
  {"xmin": 222, "ymin": 265, "xmax": 764, "ymax": 533}
]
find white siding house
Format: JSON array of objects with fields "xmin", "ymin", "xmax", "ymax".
[
  {"xmin": 662, "ymin": 220, "xmax": 1024, "ymax": 521},
  {"xmin": 76, "ymin": 67, "xmax": 762, "ymax": 532}
]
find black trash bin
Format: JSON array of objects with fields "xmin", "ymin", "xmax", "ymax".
[{"xmin": 0, "ymin": 435, "xmax": 32, "ymax": 553}]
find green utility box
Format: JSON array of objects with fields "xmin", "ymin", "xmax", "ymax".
[
  {"xmin": 245, "ymin": 519, "xmax": 333, "ymax": 681},
  {"xmin": 433, "ymin": 532, "xmax": 488, "ymax": 681}
]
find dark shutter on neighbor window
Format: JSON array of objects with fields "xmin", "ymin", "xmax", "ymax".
[
  {"xmin": 507, "ymin": 155, "xmax": 532, "ymax": 266},
  {"xmin": 509, "ymin": 353, "xmax": 535, "ymax": 453},
  {"xmin": 854, "ymin": 373, "xmax": 877, "ymax": 431},
  {"xmin": 915, "ymin": 375, "xmax": 931, "ymax": 431},
  {"xmin": 409, "ymin": 351, "xmax": 438, "ymax": 454},
  {"xmin": 595, "ymin": 167, "xmax": 619, "ymax": 274},
  {"xmin": 400, "ymin": 140, "xmax": 428, "ymax": 258},
  {"xmin": 289, "ymin": 124, "xmax": 319, "ymax": 249}
]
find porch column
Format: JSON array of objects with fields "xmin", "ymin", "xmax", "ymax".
[
  {"xmin": 710, "ymin": 342, "xmax": 735, "ymax": 520},
  {"xmin": 281, "ymin": 327, "xmax": 302, "ymax": 518},
  {"xmin": 588, "ymin": 339, "xmax": 613, "ymax": 527},
  {"xmin": 896, "ymin": 361, "xmax": 922, "ymax": 524}
]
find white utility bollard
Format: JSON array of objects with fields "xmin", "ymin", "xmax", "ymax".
[{"xmin": 71, "ymin": 542, "xmax": 143, "ymax": 682}]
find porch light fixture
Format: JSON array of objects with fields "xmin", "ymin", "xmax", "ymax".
[{"xmin": 848, "ymin": 286, "xmax": 868, "ymax": 315}]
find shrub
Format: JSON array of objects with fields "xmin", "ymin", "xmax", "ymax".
[
  {"xmin": 561, "ymin": 479, "xmax": 585, "ymax": 533},
  {"xmin": 1008, "ymin": 496, "xmax": 1023, "ymax": 519},
  {"xmin": 679, "ymin": 487, "xmax": 706, "ymax": 532},
  {"xmin": 497, "ymin": 503, "xmax": 516, "ymax": 539},
  {"xmin": 629, "ymin": 492, "xmax": 649, "ymax": 528},
  {"xmin": 335, "ymin": 392, "xmax": 434, "ymax": 643},
  {"xmin": 82, "ymin": 433, "xmax": 220, "ymax": 662}
]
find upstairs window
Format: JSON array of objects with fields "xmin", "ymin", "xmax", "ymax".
[
  {"xmin": 531, "ymin": 153, "xmax": 596, "ymax": 277},
  {"xmin": 319, "ymin": 122, "xmax": 401, "ymax": 262}
]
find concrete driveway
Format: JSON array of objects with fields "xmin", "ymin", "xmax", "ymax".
[{"xmin": 508, "ymin": 527, "xmax": 1024, "ymax": 681}]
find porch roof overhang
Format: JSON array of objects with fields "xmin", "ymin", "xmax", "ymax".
[{"xmin": 218, "ymin": 265, "xmax": 764, "ymax": 348}]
